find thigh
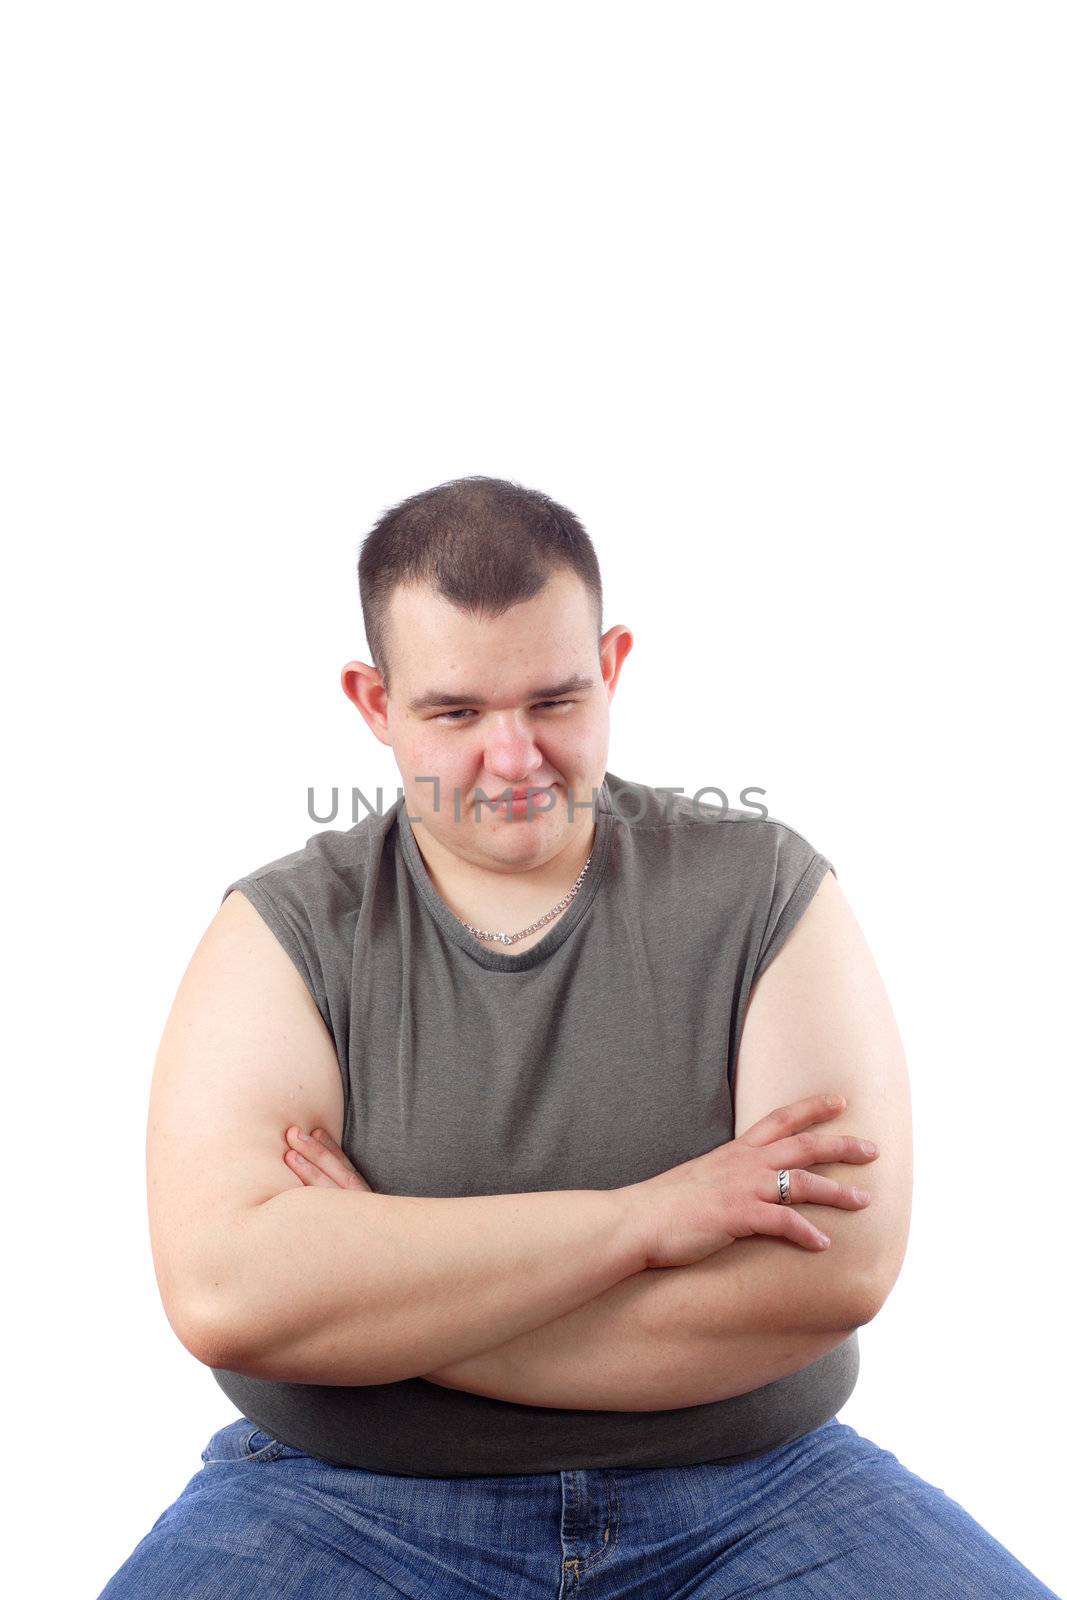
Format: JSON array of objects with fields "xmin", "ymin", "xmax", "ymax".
[
  {"xmin": 682, "ymin": 1419, "xmax": 1060, "ymax": 1600},
  {"xmin": 94, "ymin": 1419, "xmax": 452, "ymax": 1600}
]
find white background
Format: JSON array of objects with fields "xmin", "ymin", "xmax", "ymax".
[{"xmin": 3, "ymin": 3, "xmax": 1064, "ymax": 1595}]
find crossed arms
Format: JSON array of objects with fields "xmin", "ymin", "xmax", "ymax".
[
  {"xmin": 160, "ymin": 871, "xmax": 911, "ymax": 1400},
  {"xmin": 419, "ymin": 872, "xmax": 913, "ymax": 1410}
]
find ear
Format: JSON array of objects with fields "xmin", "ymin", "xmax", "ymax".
[
  {"xmin": 341, "ymin": 659, "xmax": 393, "ymax": 746},
  {"xmin": 599, "ymin": 625, "xmax": 634, "ymax": 702}
]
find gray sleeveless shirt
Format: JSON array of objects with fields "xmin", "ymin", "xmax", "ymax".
[{"xmin": 211, "ymin": 770, "xmax": 858, "ymax": 1475}]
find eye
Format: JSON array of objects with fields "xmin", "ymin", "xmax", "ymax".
[{"xmin": 435, "ymin": 699, "xmax": 575, "ymax": 724}]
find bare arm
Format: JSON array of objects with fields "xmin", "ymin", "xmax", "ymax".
[
  {"xmin": 419, "ymin": 1242, "xmax": 863, "ymax": 1410},
  {"xmin": 420, "ymin": 870, "xmax": 912, "ymax": 1410},
  {"xmin": 728, "ymin": 870, "xmax": 913, "ymax": 1307},
  {"xmin": 260, "ymin": 1101, "xmax": 871, "ymax": 1406},
  {"xmin": 180, "ymin": 874, "xmax": 908, "ymax": 1406},
  {"xmin": 153, "ymin": 890, "xmax": 650, "ymax": 1387},
  {"xmin": 209, "ymin": 1182, "xmax": 647, "ymax": 1385}
]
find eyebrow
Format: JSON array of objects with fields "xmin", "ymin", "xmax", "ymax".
[{"xmin": 407, "ymin": 674, "xmax": 598, "ymax": 713}]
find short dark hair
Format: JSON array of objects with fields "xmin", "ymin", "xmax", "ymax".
[{"xmin": 357, "ymin": 475, "xmax": 604, "ymax": 694}]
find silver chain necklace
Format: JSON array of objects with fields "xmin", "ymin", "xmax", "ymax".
[{"xmin": 460, "ymin": 850, "xmax": 595, "ymax": 946}]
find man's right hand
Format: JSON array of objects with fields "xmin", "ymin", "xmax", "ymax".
[{"xmin": 620, "ymin": 1094, "xmax": 881, "ymax": 1270}]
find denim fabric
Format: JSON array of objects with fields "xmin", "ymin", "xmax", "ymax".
[{"xmin": 97, "ymin": 1414, "xmax": 1059, "ymax": 1598}]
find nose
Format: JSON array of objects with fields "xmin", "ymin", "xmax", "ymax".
[{"xmin": 481, "ymin": 712, "xmax": 544, "ymax": 785}]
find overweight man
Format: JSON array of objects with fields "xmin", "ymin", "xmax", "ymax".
[{"xmin": 102, "ymin": 476, "xmax": 1058, "ymax": 1599}]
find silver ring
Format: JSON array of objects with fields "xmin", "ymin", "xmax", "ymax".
[{"xmin": 777, "ymin": 1169, "xmax": 792, "ymax": 1205}]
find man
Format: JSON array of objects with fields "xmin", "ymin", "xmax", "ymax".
[{"xmin": 101, "ymin": 477, "xmax": 1058, "ymax": 1597}]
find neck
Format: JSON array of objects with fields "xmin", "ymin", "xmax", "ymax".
[{"xmin": 406, "ymin": 808, "xmax": 598, "ymax": 935}]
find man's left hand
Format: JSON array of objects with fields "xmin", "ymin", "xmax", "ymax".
[{"xmin": 282, "ymin": 1125, "xmax": 373, "ymax": 1192}]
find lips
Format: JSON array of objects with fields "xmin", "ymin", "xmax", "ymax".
[
  {"xmin": 489, "ymin": 786, "xmax": 536, "ymax": 802},
  {"xmin": 486, "ymin": 785, "xmax": 551, "ymax": 804}
]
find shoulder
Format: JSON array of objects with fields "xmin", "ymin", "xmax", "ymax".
[
  {"xmin": 600, "ymin": 773, "xmax": 835, "ymax": 963},
  {"xmin": 601, "ymin": 771, "xmax": 832, "ymax": 879},
  {"xmin": 221, "ymin": 804, "xmax": 386, "ymax": 914},
  {"xmin": 215, "ymin": 808, "xmax": 391, "ymax": 1036}
]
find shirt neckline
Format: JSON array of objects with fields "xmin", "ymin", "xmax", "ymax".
[{"xmin": 395, "ymin": 777, "xmax": 617, "ymax": 972}]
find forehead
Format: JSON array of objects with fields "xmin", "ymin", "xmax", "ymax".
[{"xmin": 387, "ymin": 574, "xmax": 598, "ymax": 706}]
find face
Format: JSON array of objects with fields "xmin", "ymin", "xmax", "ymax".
[{"xmin": 342, "ymin": 568, "xmax": 632, "ymax": 876}]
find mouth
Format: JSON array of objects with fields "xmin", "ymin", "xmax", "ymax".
[{"xmin": 485, "ymin": 784, "xmax": 555, "ymax": 809}]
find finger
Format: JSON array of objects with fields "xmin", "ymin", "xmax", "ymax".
[
  {"xmin": 739, "ymin": 1094, "xmax": 848, "ymax": 1148},
  {"xmin": 283, "ymin": 1143, "xmax": 336, "ymax": 1187},
  {"xmin": 309, "ymin": 1128, "xmax": 373, "ymax": 1192},
  {"xmin": 309, "ymin": 1128, "xmax": 363, "ymax": 1180},
  {"xmin": 286, "ymin": 1125, "xmax": 366, "ymax": 1191},
  {"xmin": 771, "ymin": 1129, "xmax": 879, "ymax": 1168},
  {"xmin": 309, "ymin": 1129, "xmax": 350, "ymax": 1164},
  {"xmin": 747, "ymin": 1202, "xmax": 834, "ymax": 1251},
  {"xmin": 285, "ymin": 1125, "xmax": 345, "ymax": 1184},
  {"xmin": 763, "ymin": 1167, "xmax": 871, "ymax": 1209}
]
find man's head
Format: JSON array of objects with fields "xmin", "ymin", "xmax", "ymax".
[{"xmin": 342, "ymin": 476, "xmax": 632, "ymax": 877}]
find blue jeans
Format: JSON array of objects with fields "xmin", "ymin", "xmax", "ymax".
[{"xmin": 98, "ymin": 1414, "xmax": 1059, "ymax": 1598}]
